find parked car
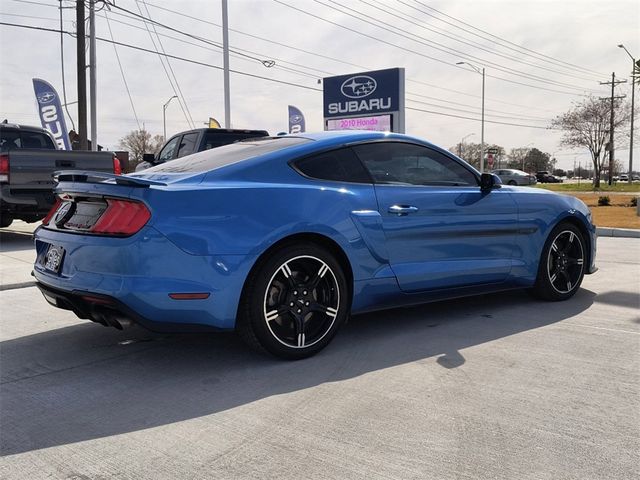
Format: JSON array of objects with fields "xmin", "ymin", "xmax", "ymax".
[
  {"xmin": 492, "ymin": 168, "xmax": 537, "ymax": 185},
  {"xmin": 536, "ymin": 171, "xmax": 563, "ymax": 183},
  {"xmin": 33, "ymin": 131, "xmax": 596, "ymax": 359},
  {"xmin": 0, "ymin": 123, "xmax": 120, "ymax": 227},
  {"xmin": 619, "ymin": 174, "xmax": 629, "ymax": 182},
  {"xmin": 135, "ymin": 128, "xmax": 269, "ymax": 171}
]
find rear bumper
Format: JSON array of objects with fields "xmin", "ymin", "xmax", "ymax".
[
  {"xmin": 35, "ymin": 281, "xmax": 224, "ymax": 332},
  {"xmin": 33, "ymin": 225, "xmax": 258, "ymax": 330}
]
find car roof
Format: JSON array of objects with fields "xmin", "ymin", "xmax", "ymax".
[
  {"xmin": 0, "ymin": 123, "xmax": 49, "ymax": 133},
  {"xmin": 286, "ymin": 130, "xmax": 445, "ymax": 152},
  {"xmin": 172, "ymin": 128, "xmax": 269, "ymax": 136}
]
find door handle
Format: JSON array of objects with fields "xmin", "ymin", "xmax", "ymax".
[{"xmin": 388, "ymin": 205, "xmax": 419, "ymax": 215}]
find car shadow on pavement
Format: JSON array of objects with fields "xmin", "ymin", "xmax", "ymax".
[
  {"xmin": 0, "ymin": 288, "xmax": 595, "ymax": 456},
  {"xmin": 594, "ymin": 290, "xmax": 640, "ymax": 310},
  {"xmin": 0, "ymin": 230, "xmax": 35, "ymax": 253}
]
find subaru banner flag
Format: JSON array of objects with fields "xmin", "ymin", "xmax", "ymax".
[
  {"xmin": 288, "ymin": 105, "xmax": 305, "ymax": 134},
  {"xmin": 32, "ymin": 78, "xmax": 71, "ymax": 150}
]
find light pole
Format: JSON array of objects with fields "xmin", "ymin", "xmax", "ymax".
[
  {"xmin": 457, "ymin": 61, "xmax": 485, "ymax": 171},
  {"xmin": 618, "ymin": 44, "xmax": 636, "ymax": 184},
  {"xmin": 458, "ymin": 132, "xmax": 475, "ymax": 158},
  {"xmin": 163, "ymin": 95, "xmax": 177, "ymax": 141}
]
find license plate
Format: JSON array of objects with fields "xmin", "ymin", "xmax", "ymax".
[{"xmin": 43, "ymin": 244, "xmax": 65, "ymax": 274}]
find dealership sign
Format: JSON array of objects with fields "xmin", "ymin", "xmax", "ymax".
[{"xmin": 323, "ymin": 68, "xmax": 405, "ymax": 133}]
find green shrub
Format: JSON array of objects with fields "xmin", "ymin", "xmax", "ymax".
[{"xmin": 598, "ymin": 196, "xmax": 611, "ymax": 206}]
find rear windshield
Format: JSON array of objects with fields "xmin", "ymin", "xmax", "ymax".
[
  {"xmin": 144, "ymin": 137, "xmax": 312, "ymax": 173},
  {"xmin": 202, "ymin": 132, "xmax": 267, "ymax": 150},
  {"xmin": 0, "ymin": 128, "xmax": 56, "ymax": 151}
]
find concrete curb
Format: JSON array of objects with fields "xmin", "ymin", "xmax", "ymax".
[
  {"xmin": 0, "ymin": 281, "xmax": 36, "ymax": 292},
  {"xmin": 596, "ymin": 227, "xmax": 640, "ymax": 238}
]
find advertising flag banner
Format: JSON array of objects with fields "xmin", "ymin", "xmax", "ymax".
[
  {"xmin": 208, "ymin": 117, "xmax": 221, "ymax": 128},
  {"xmin": 32, "ymin": 78, "xmax": 71, "ymax": 150},
  {"xmin": 288, "ymin": 105, "xmax": 305, "ymax": 133}
]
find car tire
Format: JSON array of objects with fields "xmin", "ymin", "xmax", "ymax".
[
  {"xmin": 531, "ymin": 222, "xmax": 586, "ymax": 301},
  {"xmin": 237, "ymin": 242, "xmax": 350, "ymax": 360},
  {"xmin": 508, "ymin": 180, "xmax": 517, "ymax": 185},
  {"xmin": 0, "ymin": 215, "xmax": 13, "ymax": 228}
]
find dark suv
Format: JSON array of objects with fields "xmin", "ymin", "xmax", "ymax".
[
  {"xmin": 536, "ymin": 171, "xmax": 563, "ymax": 183},
  {"xmin": 136, "ymin": 128, "xmax": 269, "ymax": 171}
]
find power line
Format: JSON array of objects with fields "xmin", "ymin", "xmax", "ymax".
[
  {"xmin": 405, "ymin": 106, "xmax": 556, "ymax": 130},
  {"xmin": 273, "ymin": 0, "xmax": 598, "ymax": 97},
  {"xmin": 58, "ymin": 0, "xmax": 75, "ymax": 131},
  {"xmin": 94, "ymin": 8, "xmax": 325, "ymax": 81},
  {"xmin": 359, "ymin": 0, "xmax": 601, "ymax": 83},
  {"xmin": 86, "ymin": 0, "xmax": 568, "ymax": 115},
  {"xmin": 104, "ymin": 9, "xmax": 140, "ymax": 129},
  {"xmin": 0, "ymin": 21, "xmax": 323, "ymax": 92},
  {"xmin": 406, "ymin": 96, "xmax": 550, "ymax": 122},
  {"xmin": 102, "ymin": 0, "xmax": 273, "ymax": 66},
  {"xmin": 308, "ymin": 0, "xmax": 602, "ymax": 94},
  {"xmin": 1, "ymin": 21, "xmax": 563, "ymax": 131},
  {"xmin": 405, "ymin": 0, "xmax": 605, "ymax": 77},
  {"xmin": 135, "ymin": 0, "xmax": 194, "ymax": 129}
]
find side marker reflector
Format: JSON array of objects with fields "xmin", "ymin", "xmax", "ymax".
[{"xmin": 169, "ymin": 293, "xmax": 211, "ymax": 300}]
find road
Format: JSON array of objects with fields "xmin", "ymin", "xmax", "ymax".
[{"xmin": 0, "ymin": 225, "xmax": 638, "ymax": 480}]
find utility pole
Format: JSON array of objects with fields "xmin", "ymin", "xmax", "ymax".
[
  {"xmin": 89, "ymin": 0, "xmax": 97, "ymax": 151},
  {"xmin": 600, "ymin": 72, "xmax": 626, "ymax": 185},
  {"xmin": 618, "ymin": 45, "xmax": 636, "ymax": 184},
  {"xmin": 76, "ymin": 0, "xmax": 88, "ymax": 150},
  {"xmin": 222, "ymin": 0, "xmax": 231, "ymax": 128}
]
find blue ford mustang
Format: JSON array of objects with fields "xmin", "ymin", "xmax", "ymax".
[{"xmin": 33, "ymin": 131, "xmax": 597, "ymax": 359}]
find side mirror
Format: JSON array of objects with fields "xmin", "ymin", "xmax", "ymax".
[
  {"xmin": 142, "ymin": 153, "xmax": 156, "ymax": 164},
  {"xmin": 480, "ymin": 173, "xmax": 502, "ymax": 192}
]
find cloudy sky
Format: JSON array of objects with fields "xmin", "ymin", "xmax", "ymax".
[{"xmin": 1, "ymin": 0, "xmax": 638, "ymax": 170}]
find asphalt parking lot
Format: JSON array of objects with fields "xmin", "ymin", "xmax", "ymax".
[{"xmin": 0, "ymin": 224, "xmax": 638, "ymax": 480}]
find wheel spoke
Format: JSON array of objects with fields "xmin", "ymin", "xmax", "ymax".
[
  {"xmin": 307, "ymin": 263, "xmax": 330, "ymax": 291},
  {"xmin": 310, "ymin": 302, "xmax": 338, "ymax": 318},
  {"xmin": 265, "ymin": 307, "xmax": 289, "ymax": 323},
  {"xmin": 279, "ymin": 262, "xmax": 297, "ymax": 289},
  {"xmin": 567, "ymin": 256, "xmax": 584, "ymax": 266},
  {"xmin": 559, "ymin": 270, "xmax": 571, "ymax": 291}
]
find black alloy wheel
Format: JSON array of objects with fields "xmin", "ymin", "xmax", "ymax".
[
  {"xmin": 532, "ymin": 223, "xmax": 586, "ymax": 301},
  {"xmin": 237, "ymin": 243, "xmax": 349, "ymax": 359}
]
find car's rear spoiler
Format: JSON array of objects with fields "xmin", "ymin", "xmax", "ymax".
[{"xmin": 53, "ymin": 170, "xmax": 167, "ymax": 187}]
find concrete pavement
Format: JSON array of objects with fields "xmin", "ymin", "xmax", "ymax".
[{"xmin": 0, "ymin": 230, "xmax": 638, "ymax": 479}]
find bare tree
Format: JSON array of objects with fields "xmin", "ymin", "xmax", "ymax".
[
  {"xmin": 551, "ymin": 95, "xmax": 630, "ymax": 188},
  {"xmin": 449, "ymin": 142, "xmax": 504, "ymax": 170},
  {"xmin": 119, "ymin": 129, "xmax": 164, "ymax": 168}
]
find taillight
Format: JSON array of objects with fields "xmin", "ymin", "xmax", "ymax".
[
  {"xmin": 0, "ymin": 153, "xmax": 9, "ymax": 183},
  {"xmin": 41, "ymin": 197, "xmax": 62, "ymax": 226},
  {"xmin": 90, "ymin": 199, "xmax": 150, "ymax": 235},
  {"xmin": 113, "ymin": 155, "xmax": 122, "ymax": 175}
]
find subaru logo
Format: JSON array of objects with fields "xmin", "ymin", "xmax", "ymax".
[
  {"xmin": 340, "ymin": 75, "xmax": 377, "ymax": 99},
  {"xmin": 37, "ymin": 91, "xmax": 56, "ymax": 104},
  {"xmin": 289, "ymin": 114, "xmax": 303, "ymax": 123}
]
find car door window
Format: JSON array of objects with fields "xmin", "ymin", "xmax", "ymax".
[
  {"xmin": 293, "ymin": 148, "xmax": 371, "ymax": 183},
  {"xmin": 177, "ymin": 133, "xmax": 199, "ymax": 158},
  {"xmin": 157, "ymin": 136, "xmax": 181, "ymax": 163},
  {"xmin": 353, "ymin": 142, "xmax": 477, "ymax": 186}
]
